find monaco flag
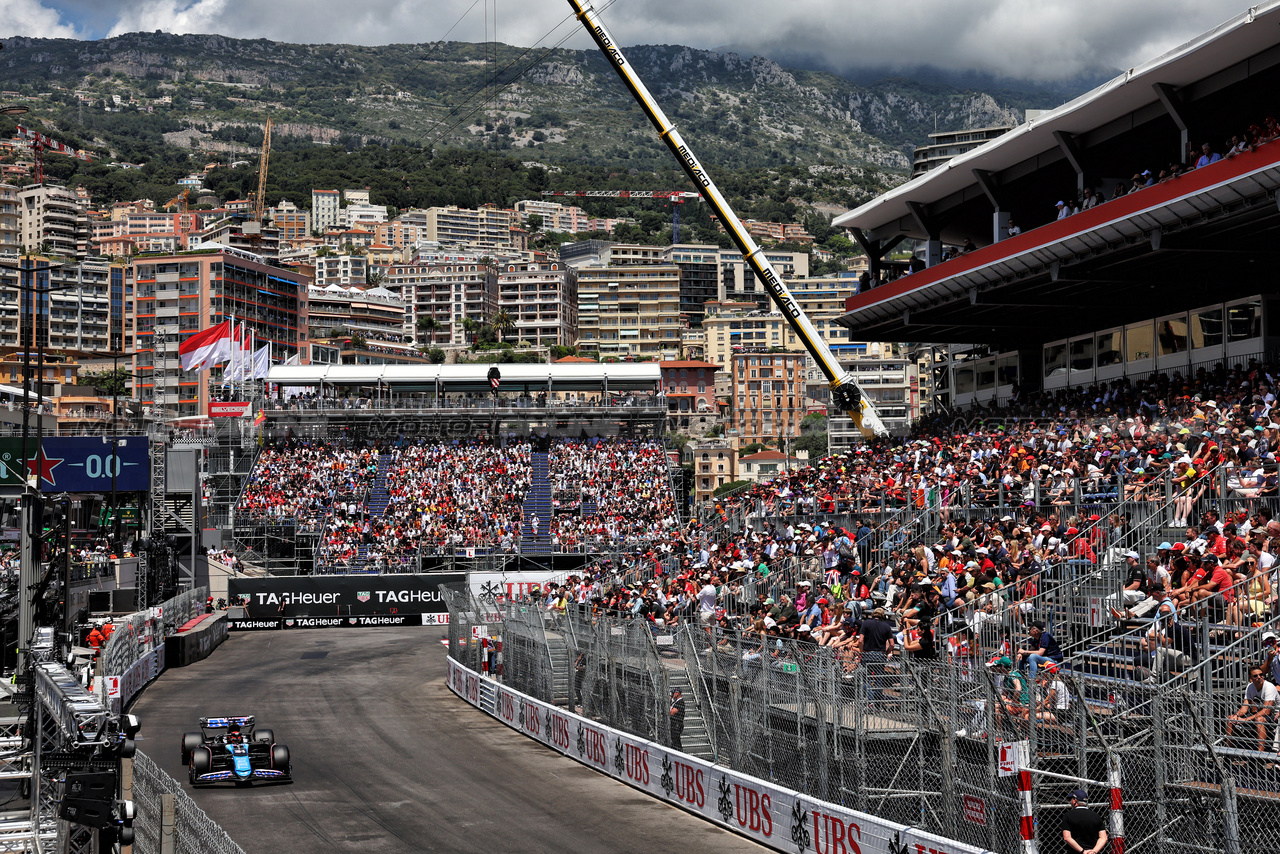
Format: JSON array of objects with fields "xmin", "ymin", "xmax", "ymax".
[{"xmin": 178, "ymin": 320, "xmax": 233, "ymax": 372}]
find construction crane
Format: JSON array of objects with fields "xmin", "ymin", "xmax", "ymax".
[
  {"xmin": 14, "ymin": 125, "xmax": 92, "ymax": 183},
  {"xmin": 164, "ymin": 189, "xmax": 196, "ymax": 250},
  {"xmin": 541, "ymin": 190, "xmax": 701, "ymax": 242},
  {"xmin": 251, "ymin": 117, "xmax": 273, "ymax": 223},
  {"xmin": 566, "ymin": 0, "xmax": 886, "ymax": 436}
]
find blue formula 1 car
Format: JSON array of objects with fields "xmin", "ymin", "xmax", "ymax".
[{"xmin": 181, "ymin": 716, "xmax": 292, "ymax": 787}]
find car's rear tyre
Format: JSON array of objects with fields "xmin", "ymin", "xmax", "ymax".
[
  {"xmin": 189, "ymin": 747, "xmax": 211, "ymax": 785},
  {"xmin": 272, "ymin": 744, "xmax": 290, "ymax": 771},
  {"xmin": 254, "ymin": 728, "xmax": 274, "ymax": 745},
  {"xmin": 181, "ymin": 732, "xmax": 203, "ymax": 764}
]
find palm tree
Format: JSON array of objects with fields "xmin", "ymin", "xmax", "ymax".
[
  {"xmin": 417, "ymin": 315, "xmax": 438, "ymax": 345},
  {"xmin": 461, "ymin": 317, "xmax": 480, "ymax": 348},
  {"xmin": 491, "ymin": 309, "xmax": 515, "ymax": 344}
]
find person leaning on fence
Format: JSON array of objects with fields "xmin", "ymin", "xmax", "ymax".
[
  {"xmin": 1226, "ymin": 667, "xmax": 1278, "ymax": 754},
  {"xmin": 1062, "ymin": 789, "xmax": 1108, "ymax": 854}
]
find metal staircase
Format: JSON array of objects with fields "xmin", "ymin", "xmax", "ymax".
[{"xmin": 521, "ymin": 451, "xmax": 553, "ymax": 555}]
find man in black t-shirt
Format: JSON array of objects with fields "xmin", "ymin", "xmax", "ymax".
[
  {"xmin": 1061, "ymin": 789, "xmax": 1107, "ymax": 854},
  {"xmin": 859, "ymin": 607, "xmax": 895, "ymax": 702}
]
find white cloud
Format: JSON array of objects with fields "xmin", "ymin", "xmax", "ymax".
[
  {"xmin": 0, "ymin": 0, "xmax": 79, "ymax": 39},
  {"xmin": 105, "ymin": 0, "xmax": 228, "ymax": 39},
  {"xmin": 36, "ymin": 0, "xmax": 1267, "ymax": 82}
]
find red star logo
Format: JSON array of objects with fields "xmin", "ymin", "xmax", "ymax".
[{"xmin": 26, "ymin": 454, "xmax": 63, "ymax": 488}]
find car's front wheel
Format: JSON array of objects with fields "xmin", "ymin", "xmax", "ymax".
[{"xmin": 189, "ymin": 747, "xmax": 211, "ymax": 785}]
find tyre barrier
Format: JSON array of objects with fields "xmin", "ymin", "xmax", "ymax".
[
  {"xmin": 164, "ymin": 612, "xmax": 229, "ymax": 669},
  {"xmin": 446, "ymin": 657, "xmax": 990, "ymax": 854}
]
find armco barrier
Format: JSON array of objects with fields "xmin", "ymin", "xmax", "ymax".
[
  {"xmin": 446, "ymin": 657, "xmax": 990, "ymax": 854},
  {"xmin": 165, "ymin": 613, "xmax": 229, "ymax": 669}
]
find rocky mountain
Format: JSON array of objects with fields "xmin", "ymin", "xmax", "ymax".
[{"xmin": 0, "ymin": 32, "xmax": 1047, "ymax": 190}]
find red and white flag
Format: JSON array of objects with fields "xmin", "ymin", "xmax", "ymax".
[{"xmin": 178, "ymin": 320, "xmax": 232, "ymax": 372}]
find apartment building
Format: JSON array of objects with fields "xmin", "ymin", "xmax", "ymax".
[
  {"xmin": 0, "ymin": 184, "xmax": 18, "ymax": 251},
  {"xmin": 513, "ymin": 199, "xmax": 631, "ymax": 235},
  {"xmin": 496, "ymin": 258, "xmax": 578, "ymax": 346},
  {"xmin": 131, "ymin": 249, "xmax": 308, "ymax": 418},
  {"xmin": 0, "ymin": 256, "xmax": 123, "ymax": 353},
  {"xmin": 719, "ymin": 249, "xmax": 809, "ymax": 307},
  {"xmin": 197, "ymin": 217, "xmax": 281, "ymax": 260},
  {"xmin": 684, "ymin": 437, "xmax": 739, "ymax": 505},
  {"xmin": 663, "ymin": 244, "xmax": 719, "ymax": 327},
  {"xmin": 381, "ymin": 251, "xmax": 498, "ymax": 347},
  {"xmin": 270, "ymin": 200, "xmax": 312, "ymax": 243},
  {"xmin": 300, "ymin": 254, "xmax": 367, "ymax": 288},
  {"xmin": 660, "ymin": 359, "xmax": 719, "ymax": 430},
  {"xmin": 311, "ymin": 189, "xmax": 340, "ymax": 233},
  {"xmin": 729, "ymin": 351, "xmax": 807, "ymax": 443},
  {"xmin": 422, "ymin": 205, "xmax": 516, "ymax": 250},
  {"xmin": 307, "ymin": 284, "xmax": 405, "ymax": 343},
  {"xmin": 575, "ymin": 260, "xmax": 682, "ymax": 360},
  {"xmin": 19, "ymin": 184, "xmax": 90, "ymax": 258},
  {"xmin": 743, "ymin": 221, "xmax": 813, "ymax": 244}
]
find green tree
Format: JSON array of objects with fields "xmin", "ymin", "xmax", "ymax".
[
  {"xmin": 490, "ymin": 309, "xmax": 515, "ymax": 343},
  {"xmin": 417, "ymin": 315, "xmax": 439, "ymax": 343},
  {"xmin": 79, "ymin": 367, "xmax": 130, "ymax": 396},
  {"xmin": 426, "ymin": 347, "xmax": 446, "ymax": 364},
  {"xmin": 525, "ymin": 214, "xmax": 543, "ymax": 233}
]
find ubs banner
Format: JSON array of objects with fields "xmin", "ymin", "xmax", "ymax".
[
  {"xmin": 228, "ymin": 573, "xmax": 464, "ymax": 630},
  {"xmin": 447, "ymin": 658, "xmax": 992, "ymax": 854}
]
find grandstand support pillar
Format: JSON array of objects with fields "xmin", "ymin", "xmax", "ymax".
[
  {"xmin": 848, "ymin": 228, "xmax": 904, "ymax": 283},
  {"xmin": 906, "ymin": 202, "xmax": 943, "ymax": 266},
  {"xmin": 993, "ymin": 210, "xmax": 1012, "ymax": 243},
  {"xmin": 1151, "ymin": 83, "xmax": 1192, "ymax": 165},
  {"xmin": 1052, "ymin": 130, "xmax": 1087, "ymax": 194}
]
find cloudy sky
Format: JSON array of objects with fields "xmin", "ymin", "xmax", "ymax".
[{"xmin": 0, "ymin": 0, "xmax": 1263, "ymax": 81}]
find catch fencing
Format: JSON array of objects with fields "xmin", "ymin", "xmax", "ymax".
[
  {"xmin": 130, "ymin": 751, "xmax": 247, "ymax": 854},
  {"xmin": 98, "ymin": 587, "xmax": 208, "ymax": 711},
  {"xmin": 465, "ymin": 587, "xmax": 1280, "ymax": 854}
]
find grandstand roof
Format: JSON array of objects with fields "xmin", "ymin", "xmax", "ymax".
[
  {"xmin": 267, "ymin": 362, "xmax": 662, "ymax": 391},
  {"xmin": 833, "ymin": 0, "xmax": 1280, "ymax": 237}
]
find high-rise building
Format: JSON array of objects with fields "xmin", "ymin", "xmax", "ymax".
[
  {"xmin": 729, "ymin": 351, "xmax": 807, "ymax": 443},
  {"xmin": 0, "ymin": 184, "xmax": 19, "ymax": 251},
  {"xmin": 311, "ymin": 189, "xmax": 340, "ymax": 233},
  {"xmin": 306, "ymin": 284, "xmax": 405, "ymax": 345},
  {"xmin": 0, "ymin": 256, "xmax": 123, "ymax": 352},
  {"xmin": 575, "ymin": 258, "xmax": 682, "ymax": 360},
  {"xmin": 663, "ymin": 244, "xmax": 719, "ymax": 327},
  {"xmin": 496, "ymin": 258, "xmax": 578, "ymax": 346},
  {"xmin": 421, "ymin": 205, "xmax": 516, "ymax": 249},
  {"xmin": 19, "ymin": 184, "xmax": 90, "ymax": 259},
  {"xmin": 381, "ymin": 251, "xmax": 498, "ymax": 347},
  {"xmin": 718, "ymin": 249, "xmax": 809, "ymax": 307},
  {"xmin": 131, "ymin": 249, "xmax": 308, "ymax": 418}
]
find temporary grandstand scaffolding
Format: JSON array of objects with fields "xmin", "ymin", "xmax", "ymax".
[{"xmin": 471, "ymin": 586, "xmax": 1280, "ymax": 854}]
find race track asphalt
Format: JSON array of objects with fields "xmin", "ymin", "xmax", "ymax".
[{"xmin": 129, "ymin": 627, "xmax": 770, "ymax": 853}]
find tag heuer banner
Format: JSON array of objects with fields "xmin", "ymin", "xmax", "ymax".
[{"xmin": 227, "ymin": 573, "xmax": 464, "ymax": 629}]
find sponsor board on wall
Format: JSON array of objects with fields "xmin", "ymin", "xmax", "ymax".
[
  {"xmin": 227, "ymin": 573, "xmax": 464, "ymax": 625},
  {"xmin": 230, "ymin": 614, "xmax": 443, "ymax": 631},
  {"xmin": 470, "ymin": 570, "xmax": 565, "ymax": 605},
  {"xmin": 446, "ymin": 658, "xmax": 991, "ymax": 854}
]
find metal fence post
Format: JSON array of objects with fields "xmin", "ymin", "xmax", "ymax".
[{"xmin": 160, "ymin": 793, "xmax": 176, "ymax": 854}]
